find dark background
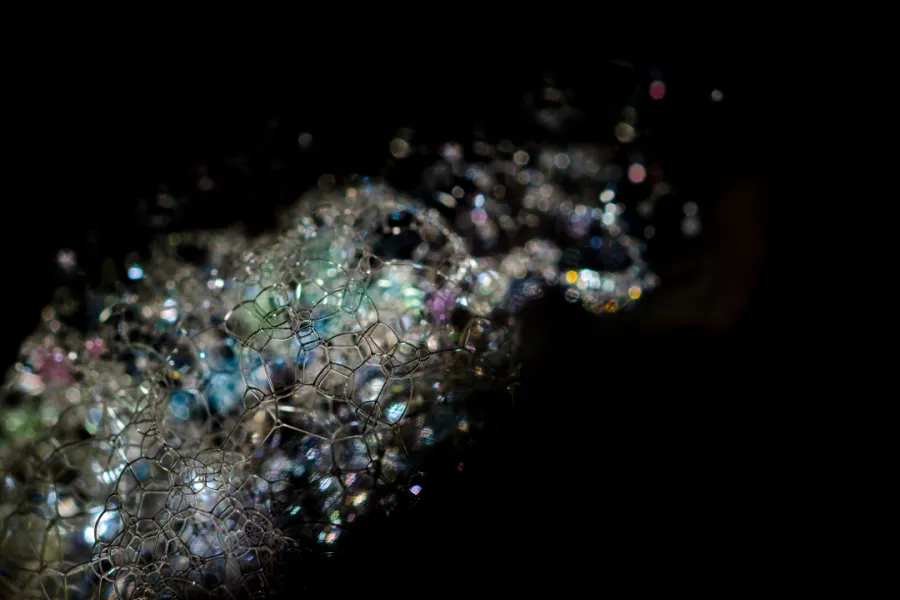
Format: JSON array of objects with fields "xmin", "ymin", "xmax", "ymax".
[{"xmin": 3, "ymin": 58, "xmax": 781, "ymax": 593}]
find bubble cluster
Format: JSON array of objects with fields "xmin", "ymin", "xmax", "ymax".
[
  {"xmin": 1, "ymin": 70, "xmax": 711, "ymax": 598},
  {"xmin": 0, "ymin": 183, "xmax": 516, "ymax": 599},
  {"xmin": 382, "ymin": 77, "xmax": 704, "ymax": 314},
  {"xmin": 413, "ymin": 138, "xmax": 659, "ymax": 313}
]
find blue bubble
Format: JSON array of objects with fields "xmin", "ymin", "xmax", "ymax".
[{"xmin": 168, "ymin": 390, "xmax": 194, "ymax": 421}]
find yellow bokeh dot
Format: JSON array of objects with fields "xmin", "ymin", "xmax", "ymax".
[
  {"xmin": 565, "ymin": 270, "xmax": 578, "ymax": 284},
  {"xmin": 629, "ymin": 286, "xmax": 642, "ymax": 299}
]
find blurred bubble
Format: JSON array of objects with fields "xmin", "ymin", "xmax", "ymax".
[{"xmin": 390, "ymin": 138, "xmax": 410, "ymax": 159}]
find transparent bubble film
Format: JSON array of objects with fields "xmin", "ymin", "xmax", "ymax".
[{"xmin": 1, "ymin": 76, "xmax": 705, "ymax": 599}]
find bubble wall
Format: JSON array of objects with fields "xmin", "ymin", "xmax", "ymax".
[{"xmin": 0, "ymin": 72, "xmax": 711, "ymax": 599}]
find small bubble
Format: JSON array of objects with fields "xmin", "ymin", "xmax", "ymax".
[
  {"xmin": 127, "ymin": 265, "xmax": 144, "ymax": 281},
  {"xmin": 649, "ymin": 80, "xmax": 666, "ymax": 100},
  {"xmin": 390, "ymin": 138, "xmax": 410, "ymax": 159},
  {"xmin": 56, "ymin": 249, "xmax": 76, "ymax": 271},
  {"xmin": 615, "ymin": 122, "xmax": 635, "ymax": 143},
  {"xmin": 627, "ymin": 163, "xmax": 647, "ymax": 184}
]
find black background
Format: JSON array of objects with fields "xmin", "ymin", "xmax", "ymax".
[{"xmin": 3, "ymin": 57, "xmax": 782, "ymax": 594}]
